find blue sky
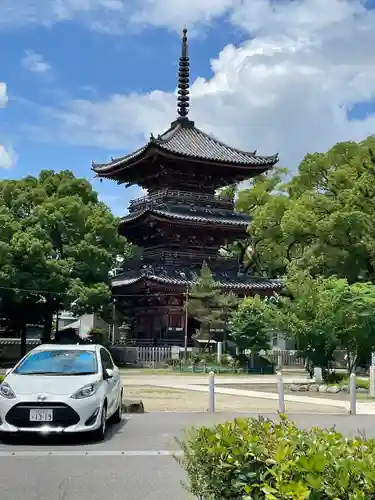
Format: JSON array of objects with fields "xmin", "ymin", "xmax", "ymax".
[
  {"xmin": 1, "ymin": 0, "xmax": 375, "ymax": 215},
  {"xmin": 0, "ymin": 18, "xmax": 243, "ymax": 212}
]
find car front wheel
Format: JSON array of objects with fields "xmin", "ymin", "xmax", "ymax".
[
  {"xmin": 92, "ymin": 405, "xmax": 107, "ymax": 442},
  {"xmin": 111, "ymin": 390, "xmax": 123, "ymax": 424}
]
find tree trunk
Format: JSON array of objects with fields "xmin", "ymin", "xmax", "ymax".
[
  {"xmin": 20, "ymin": 323, "xmax": 27, "ymax": 359},
  {"xmin": 42, "ymin": 308, "xmax": 54, "ymax": 343}
]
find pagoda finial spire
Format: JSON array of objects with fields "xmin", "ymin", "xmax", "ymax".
[{"xmin": 177, "ymin": 26, "xmax": 190, "ymax": 118}]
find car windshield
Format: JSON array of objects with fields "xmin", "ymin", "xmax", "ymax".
[{"xmin": 13, "ymin": 350, "xmax": 98, "ymax": 376}]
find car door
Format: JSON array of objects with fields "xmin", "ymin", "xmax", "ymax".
[{"xmin": 100, "ymin": 348, "xmax": 120, "ymax": 416}]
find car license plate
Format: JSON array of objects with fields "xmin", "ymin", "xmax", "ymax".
[{"xmin": 29, "ymin": 409, "xmax": 53, "ymax": 422}]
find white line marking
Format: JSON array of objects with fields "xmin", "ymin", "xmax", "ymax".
[{"xmin": 0, "ymin": 450, "xmax": 183, "ymax": 457}]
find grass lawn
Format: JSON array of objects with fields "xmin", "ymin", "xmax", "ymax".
[{"xmin": 124, "ymin": 385, "xmax": 345, "ymax": 413}]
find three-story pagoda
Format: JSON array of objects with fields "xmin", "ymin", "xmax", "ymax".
[{"xmin": 92, "ymin": 28, "xmax": 282, "ymax": 345}]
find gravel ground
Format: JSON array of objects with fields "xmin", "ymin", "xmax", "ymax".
[
  {"xmin": 215, "ymin": 383, "xmax": 374, "ymax": 402},
  {"xmin": 125, "ymin": 385, "xmax": 347, "ymax": 413}
]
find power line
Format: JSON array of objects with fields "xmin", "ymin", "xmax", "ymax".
[{"xmin": 0, "ymin": 284, "xmax": 188, "ymax": 298}]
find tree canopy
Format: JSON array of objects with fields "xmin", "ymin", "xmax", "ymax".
[
  {"xmin": 0, "ymin": 170, "xmax": 133, "ymax": 343},
  {"xmin": 240, "ymin": 270, "xmax": 375, "ymax": 374},
  {"xmin": 221, "ymin": 136, "xmax": 375, "ymax": 373},
  {"xmin": 241, "ymin": 136, "xmax": 375, "ymax": 282},
  {"xmin": 188, "ymin": 262, "xmax": 238, "ymax": 344},
  {"xmin": 229, "ymin": 295, "xmax": 271, "ymax": 353}
]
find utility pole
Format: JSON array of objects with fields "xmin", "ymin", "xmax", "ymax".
[
  {"xmin": 184, "ymin": 284, "xmax": 189, "ymax": 361},
  {"xmin": 111, "ymin": 297, "xmax": 116, "ymax": 345}
]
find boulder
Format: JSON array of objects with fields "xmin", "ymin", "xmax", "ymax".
[
  {"xmin": 308, "ymin": 384, "xmax": 319, "ymax": 392},
  {"xmin": 318, "ymin": 385, "xmax": 328, "ymax": 393},
  {"xmin": 327, "ymin": 386, "xmax": 341, "ymax": 394},
  {"xmin": 298, "ymin": 385, "xmax": 309, "ymax": 392},
  {"xmin": 122, "ymin": 399, "xmax": 145, "ymax": 413},
  {"xmin": 289, "ymin": 384, "xmax": 300, "ymax": 392}
]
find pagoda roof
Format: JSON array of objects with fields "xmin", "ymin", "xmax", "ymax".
[
  {"xmin": 120, "ymin": 207, "xmax": 251, "ymax": 228},
  {"xmin": 92, "ymin": 118, "xmax": 278, "ymax": 176},
  {"xmin": 111, "ymin": 265, "xmax": 283, "ymax": 292}
]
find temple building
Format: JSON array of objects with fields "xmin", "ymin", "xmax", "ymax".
[{"xmin": 92, "ymin": 28, "xmax": 283, "ymax": 345}]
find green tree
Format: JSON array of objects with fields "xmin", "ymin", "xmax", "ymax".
[
  {"xmin": 247, "ymin": 136, "xmax": 375, "ymax": 282},
  {"xmin": 270, "ymin": 269, "xmax": 375, "ymax": 374},
  {"xmin": 188, "ymin": 262, "xmax": 238, "ymax": 345},
  {"xmin": 319, "ymin": 279, "xmax": 375, "ymax": 373},
  {"xmin": 232, "ymin": 167, "xmax": 289, "ymax": 277},
  {"xmin": 229, "ymin": 295, "xmax": 271, "ymax": 353},
  {"xmin": 218, "ymin": 291, "xmax": 240, "ymax": 350},
  {"xmin": 0, "ymin": 170, "xmax": 133, "ymax": 345},
  {"xmin": 270, "ymin": 270, "xmax": 338, "ymax": 374}
]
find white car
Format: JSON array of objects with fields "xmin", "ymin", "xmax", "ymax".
[{"xmin": 0, "ymin": 343, "xmax": 123, "ymax": 441}]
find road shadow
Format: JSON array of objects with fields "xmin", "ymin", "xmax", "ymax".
[{"xmin": 0, "ymin": 417, "xmax": 129, "ymax": 447}]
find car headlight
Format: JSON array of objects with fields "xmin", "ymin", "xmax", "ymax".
[
  {"xmin": 70, "ymin": 382, "xmax": 99, "ymax": 399},
  {"xmin": 0, "ymin": 382, "xmax": 16, "ymax": 399}
]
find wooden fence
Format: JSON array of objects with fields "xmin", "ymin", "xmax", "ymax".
[
  {"xmin": 110, "ymin": 345, "xmax": 173, "ymax": 367},
  {"xmin": 268, "ymin": 349, "xmax": 305, "ymax": 367},
  {"xmin": 110, "ymin": 345, "xmax": 305, "ymax": 368}
]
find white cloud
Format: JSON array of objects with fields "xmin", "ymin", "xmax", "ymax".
[
  {"xmin": 1, "ymin": 0, "xmax": 231, "ymax": 33},
  {"xmin": 131, "ymin": 0, "xmax": 233, "ymax": 31},
  {"xmin": 1, "ymin": 0, "xmax": 130, "ymax": 33},
  {"xmin": 21, "ymin": 50, "xmax": 51, "ymax": 74},
  {"xmin": 0, "ymin": 83, "xmax": 8, "ymax": 107},
  {"xmin": 0, "ymin": 145, "xmax": 15, "ymax": 169},
  {"xmin": 25, "ymin": 0, "xmax": 375, "ymax": 172}
]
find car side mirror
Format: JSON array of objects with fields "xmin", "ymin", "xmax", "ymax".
[{"xmin": 103, "ymin": 368, "xmax": 113, "ymax": 380}]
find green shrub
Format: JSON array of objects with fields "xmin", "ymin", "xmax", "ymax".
[
  {"xmin": 87, "ymin": 328, "xmax": 110, "ymax": 346},
  {"xmin": 324, "ymin": 370, "xmax": 346, "ymax": 385},
  {"xmin": 337, "ymin": 376, "xmax": 369, "ymax": 390},
  {"xmin": 177, "ymin": 416, "xmax": 375, "ymax": 499},
  {"xmin": 0, "ymin": 376, "xmax": 3, "ymax": 383},
  {"xmin": 357, "ymin": 378, "xmax": 370, "ymax": 390}
]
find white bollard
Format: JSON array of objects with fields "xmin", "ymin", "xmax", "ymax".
[
  {"xmin": 349, "ymin": 372, "xmax": 357, "ymax": 415},
  {"xmin": 217, "ymin": 342, "xmax": 223, "ymax": 365},
  {"xmin": 208, "ymin": 371, "xmax": 215, "ymax": 413},
  {"xmin": 369, "ymin": 366, "xmax": 375, "ymax": 398},
  {"xmin": 276, "ymin": 371, "xmax": 285, "ymax": 414},
  {"xmin": 277, "ymin": 354, "xmax": 283, "ymax": 371},
  {"xmin": 313, "ymin": 367, "xmax": 323, "ymax": 384}
]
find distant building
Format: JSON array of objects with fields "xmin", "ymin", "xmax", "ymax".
[{"xmin": 57, "ymin": 311, "xmax": 109, "ymax": 340}]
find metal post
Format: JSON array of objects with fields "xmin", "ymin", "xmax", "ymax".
[
  {"xmin": 217, "ymin": 341, "xmax": 223, "ymax": 364},
  {"xmin": 277, "ymin": 371, "xmax": 285, "ymax": 413},
  {"xmin": 370, "ymin": 366, "xmax": 375, "ymax": 398},
  {"xmin": 349, "ymin": 372, "xmax": 356, "ymax": 415},
  {"xmin": 208, "ymin": 371, "xmax": 215, "ymax": 413},
  {"xmin": 370, "ymin": 352, "xmax": 375, "ymax": 398},
  {"xmin": 277, "ymin": 354, "xmax": 282, "ymax": 372},
  {"xmin": 111, "ymin": 297, "xmax": 116, "ymax": 345},
  {"xmin": 55, "ymin": 307, "xmax": 59, "ymax": 335},
  {"xmin": 184, "ymin": 284, "xmax": 189, "ymax": 361}
]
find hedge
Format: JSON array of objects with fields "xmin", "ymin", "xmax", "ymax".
[{"xmin": 177, "ymin": 416, "xmax": 375, "ymax": 499}]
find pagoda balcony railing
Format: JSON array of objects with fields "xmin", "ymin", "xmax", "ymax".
[
  {"xmin": 115, "ymin": 254, "xmax": 239, "ymax": 278},
  {"xmin": 128, "ymin": 189, "xmax": 233, "ymax": 212}
]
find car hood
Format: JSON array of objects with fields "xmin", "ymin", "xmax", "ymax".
[{"xmin": 5, "ymin": 373, "xmax": 100, "ymax": 396}]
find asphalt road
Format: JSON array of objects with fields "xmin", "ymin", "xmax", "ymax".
[{"xmin": 2, "ymin": 412, "xmax": 375, "ymax": 500}]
